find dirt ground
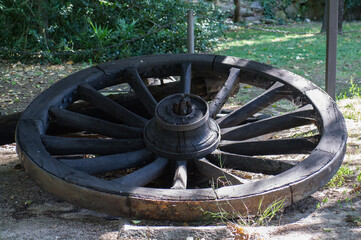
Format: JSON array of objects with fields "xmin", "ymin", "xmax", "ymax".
[{"xmin": 1, "ymin": 63, "xmax": 361, "ymax": 239}]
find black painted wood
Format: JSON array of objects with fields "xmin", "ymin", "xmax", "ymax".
[
  {"xmin": 194, "ymin": 158, "xmax": 247, "ymax": 185},
  {"xmin": 60, "ymin": 148, "xmax": 153, "ymax": 175},
  {"xmin": 181, "ymin": 63, "xmax": 192, "ymax": 94},
  {"xmin": 49, "ymin": 106, "xmax": 142, "ymax": 139},
  {"xmin": 125, "ymin": 68, "xmax": 157, "ymax": 116},
  {"xmin": 78, "ymin": 83, "xmax": 148, "ymax": 127},
  {"xmin": 41, "ymin": 135, "xmax": 144, "ymax": 155},
  {"xmin": 221, "ymin": 104, "xmax": 315, "ymax": 141},
  {"xmin": 171, "ymin": 160, "xmax": 187, "ymax": 189},
  {"xmin": 111, "ymin": 157, "xmax": 168, "ymax": 187},
  {"xmin": 207, "ymin": 150, "xmax": 297, "ymax": 175},
  {"xmin": 217, "ymin": 82, "xmax": 287, "ymax": 128},
  {"xmin": 17, "ymin": 119, "xmax": 74, "ymax": 178},
  {"xmin": 209, "ymin": 67, "xmax": 240, "ymax": 119},
  {"xmin": 219, "ymin": 135, "xmax": 320, "ymax": 155}
]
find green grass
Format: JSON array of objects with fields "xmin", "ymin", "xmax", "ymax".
[{"xmin": 214, "ymin": 21, "xmax": 361, "ymax": 97}]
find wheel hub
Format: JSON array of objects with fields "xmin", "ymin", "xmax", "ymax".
[{"xmin": 144, "ymin": 93, "xmax": 220, "ymax": 160}]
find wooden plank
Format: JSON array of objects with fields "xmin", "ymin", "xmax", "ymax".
[
  {"xmin": 180, "ymin": 63, "xmax": 192, "ymax": 94},
  {"xmin": 78, "ymin": 83, "xmax": 148, "ymax": 127},
  {"xmin": 207, "ymin": 150, "xmax": 297, "ymax": 175},
  {"xmin": 209, "ymin": 68, "xmax": 240, "ymax": 119},
  {"xmin": 49, "ymin": 106, "xmax": 142, "ymax": 139},
  {"xmin": 221, "ymin": 104, "xmax": 315, "ymax": 141},
  {"xmin": 41, "ymin": 135, "xmax": 144, "ymax": 155},
  {"xmin": 60, "ymin": 149, "xmax": 153, "ymax": 175},
  {"xmin": 219, "ymin": 135, "xmax": 320, "ymax": 155},
  {"xmin": 125, "ymin": 67, "xmax": 157, "ymax": 116},
  {"xmin": 111, "ymin": 157, "xmax": 168, "ymax": 187},
  {"xmin": 217, "ymin": 82, "xmax": 287, "ymax": 128},
  {"xmin": 194, "ymin": 158, "xmax": 248, "ymax": 186},
  {"xmin": 171, "ymin": 161, "xmax": 187, "ymax": 189}
]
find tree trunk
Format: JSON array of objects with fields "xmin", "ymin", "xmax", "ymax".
[
  {"xmin": 321, "ymin": 0, "xmax": 344, "ymax": 33},
  {"xmin": 338, "ymin": 0, "xmax": 344, "ymax": 33},
  {"xmin": 234, "ymin": 0, "xmax": 242, "ymax": 23}
]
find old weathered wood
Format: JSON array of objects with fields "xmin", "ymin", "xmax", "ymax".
[
  {"xmin": 15, "ymin": 54, "xmax": 346, "ymax": 221},
  {"xmin": 217, "ymin": 81, "xmax": 287, "ymax": 128},
  {"xmin": 194, "ymin": 158, "xmax": 248, "ymax": 185},
  {"xmin": 78, "ymin": 83, "xmax": 148, "ymax": 127},
  {"xmin": 221, "ymin": 104, "xmax": 315, "ymax": 141},
  {"xmin": 219, "ymin": 135, "xmax": 320, "ymax": 155},
  {"xmin": 209, "ymin": 67, "xmax": 240, "ymax": 119},
  {"xmin": 125, "ymin": 67, "xmax": 157, "ymax": 116},
  {"xmin": 0, "ymin": 112, "xmax": 21, "ymax": 145},
  {"xmin": 181, "ymin": 63, "xmax": 192, "ymax": 94},
  {"xmin": 60, "ymin": 149, "xmax": 153, "ymax": 175},
  {"xmin": 171, "ymin": 160, "xmax": 187, "ymax": 189},
  {"xmin": 49, "ymin": 106, "xmax": 142, "ymax": 139},
  {"xmin": 41, "ymin": 135, "xmax": 144, "ymax": 155},
  {"xmin": 111, "ymin": 157, "xmax": 168, "ymax": 187},
  {"xmin": 207, "ymin": 150, "xmax": 297, "ymax": 175}
]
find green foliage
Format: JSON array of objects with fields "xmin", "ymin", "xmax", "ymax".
[
  {"xmin": 327, "ymin": 165, "xmax": 354, "ymax": 188},
  {"xmin": 0, "ymin": 0, "xmax": 227, "ymax": 63}
]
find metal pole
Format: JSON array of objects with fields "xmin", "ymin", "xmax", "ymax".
[
  {"xmin": 326, "ymin": 0, "xmax": 338, "ymax": 100},
  {"xmin": 187, "ymin": 9, "xmax": 194, "ymax": 54}
]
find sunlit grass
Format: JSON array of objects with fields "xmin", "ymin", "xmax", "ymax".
[{"xmin": 214, "ymin": 21, "xmax": 361, "ymax": 96}]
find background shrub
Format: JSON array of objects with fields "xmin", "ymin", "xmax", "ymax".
[{"xmin": 0, "ymin": 0, "xmax": 227, "ymax": 63}]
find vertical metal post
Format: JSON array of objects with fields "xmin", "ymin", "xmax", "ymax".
[
  {"xmin": 326, "ymin": 0, "xmax": 338, "ymax": 100},
  {"xmin": 187, "ymin": 9, "xmax": 195, "ymax": 54}
]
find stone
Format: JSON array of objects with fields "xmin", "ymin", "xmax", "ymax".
[
  {"xmin": 250, "ymin": 1, "xmax": 264, "ymax": 12},
  {"xmin": 240, "ymin": 7, "xmax": 254, "ymax": 17},
  {"xmin": 245, "ymin": 15, "xmax": 262, "ymax": 22},
  {"xmin": 263, "ymin": 18, "xmax": 277, "ymax": 24},
  {"xmin": 275, "ymin": 10, "xmax": 287, "ymax": 21},
  {"xmin": 285, "ymin": 3, "xmax": 300, "ymax": 18}
]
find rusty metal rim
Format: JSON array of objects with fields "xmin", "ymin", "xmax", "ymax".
[{"xmin": 16, "ymin": 54, "xmax": 347, "ymax": 220}]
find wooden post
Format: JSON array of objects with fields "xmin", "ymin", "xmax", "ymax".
[
  {"xmin": 326, "ymin": 0, "xmax": 338, "ymax": 100},
  {"xmin": 187, "ymin": 9, "xmax": 195, "ymax": 54}
]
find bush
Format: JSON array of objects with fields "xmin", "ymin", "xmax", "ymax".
[{"xmin": 0, "ymin": 0, "xmax": 227, "ymax": 63}]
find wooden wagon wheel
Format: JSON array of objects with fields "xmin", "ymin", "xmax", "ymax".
[{"xmin": 16, "ymin": 54, "xmax": 347, "ymax": 221}]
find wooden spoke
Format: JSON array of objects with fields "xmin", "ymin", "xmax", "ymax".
[
  {"xmin": 209, "ymin": 68, "xmax": 241, "ymax": 119},
  {"xmin": 217, "ymin": 81, "xmax": 287, "ymax": 128},
  {"xmin": 41, "ymin": 135, "xmax": 145, "ymax": 155},
  {"xmin": 78, "ymin": 83, "xmax": 148, "ymax": 127},
  {"xmin": 194, "ymin": 158, "xmax": 248, "ymax": 185},
  {"xmin": 219, "ymin": 135, "xmax": 320, "ymax": 156},
  {"xmin": 125, "ymin": 67, "xmax": 157, "ymax": 116},
  {"xmin": 49, "ymin": 106, "xmax": 142, "ymax": 139},
  {"xmin": 180, "ymin": 63, "xmax": 192, "ymax": 94},
  {"xmin": 207, "ymin": 150, "xmax": 297, "ymax": 175},
  {"xmin": 171, "ymin": 160, "xmax": 187, "ymax": 189},
  {"xmin": 111, "ymin": 157, "xmax": 168, "ymax": 187},
  {"xmin": 221, "ymin": 104, "xmax": 315, "ymax": 141},
  {"xmin": 60, "ymin": 149, "xmax": 153, "ymax": 175}
]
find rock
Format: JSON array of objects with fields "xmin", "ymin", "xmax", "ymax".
[
  {"xmin": 245, "ymin": 15, "xmax": 262, "ymax": 23},
  {"xmin": 263, "ymin": 18, "xmax": 277, "ymax": 24},
  {"xmin": 275, "ymin": 10, "xmax": 287, "ymax": 21},
  {"xmin": 250, "ymin": 1, "xmax": 264, "ymax": 13},
  {"xmin": 285, "ymin": 3, "xmax": 300, "ymax": 18},
  {"xmin": 240, "ymin": 7, "xmax": 254, "ymax": 17}
]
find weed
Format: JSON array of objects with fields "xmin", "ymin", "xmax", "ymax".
[
  {"xmin": 201, "ymin": 197, "xmax": 285, "ymax": 227},
  {"xmin": 327, "ymin": 165, "xmax": 354, "ymax": 187}
]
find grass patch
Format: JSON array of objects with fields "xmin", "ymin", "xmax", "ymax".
[
  {"xmin": 327, "ymin": 164, "xmax": 354, "ymax": 188},
  {"xmin": 215, "ymin": 21, "xmax": 361, "ymax": 97}
]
